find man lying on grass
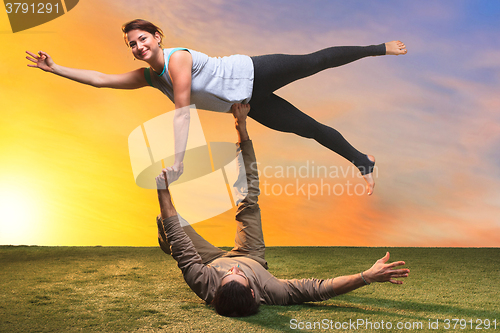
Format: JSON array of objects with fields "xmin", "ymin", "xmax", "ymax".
[{"xmin": 155, "ymin": 103, "xmax": 410, "ymax": 317}]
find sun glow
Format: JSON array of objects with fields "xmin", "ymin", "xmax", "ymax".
[{"xmin": 0, "ymin": 187, "xmax": 39, "ymax": 245}]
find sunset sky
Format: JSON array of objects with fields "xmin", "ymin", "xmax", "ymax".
[{"xmin": 1, "ymin": 0, "xmax": 499, "ymax": 247}]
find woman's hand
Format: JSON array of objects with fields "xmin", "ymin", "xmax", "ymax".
[
  {"xmin": 26, "ymin": 51, "xmax": 55, "ymax": 72},
  {"xmin": 363, "ymin": 252, "xmax": 409, "ymax": 284}
]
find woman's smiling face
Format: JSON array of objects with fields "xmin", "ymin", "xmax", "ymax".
[{"xmin": 126, "ymin": 29, "xmax": 161, "ymax": 62}]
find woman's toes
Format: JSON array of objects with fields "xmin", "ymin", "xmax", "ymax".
[
  {"xmin": 386, "ymin": 40, "xmax": 407, "ymax": 55},
  {"xmin": 363, "ymin": 155, "xmax": 375, "ymax": 195},
  {"xmin": 363, "ymin": 173, "xmax": 375, "ymax": 196}
]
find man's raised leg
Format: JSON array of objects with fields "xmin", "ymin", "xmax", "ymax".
[
  {"xmin": 156, "ymin": 215, "xmax": 226, "ymax": 264},
  {"xmin": 224, "ymin": 104, "xmax": 267, "ymax": 268}
]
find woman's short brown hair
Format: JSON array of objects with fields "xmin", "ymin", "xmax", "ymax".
[{"xmin": 122, "ymin": 19, "xmax": 164, "ymax": 47}]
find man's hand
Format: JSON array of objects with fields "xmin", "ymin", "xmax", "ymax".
[
  {"xmin": 231, "ymin": 103, "xmax": 251, "ymax": 125},
  {"xmin": 156, "ymin": 169, "xmax": 178, "ymax": 218},
  {"xmin": 155, "ymin": 171, "xmax": 168, "ymax": 190},
  {"xmin": 363, "ymin": 252, "xmax": 409, "ymax": 284},
  {"xmin": 156, "ymin": 163, "xmax": 184, "ymax": 190}
]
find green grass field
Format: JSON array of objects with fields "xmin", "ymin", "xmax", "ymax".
[{"xmin": 1, "ymin": 246, "xmax": 499, "ymax": 332}]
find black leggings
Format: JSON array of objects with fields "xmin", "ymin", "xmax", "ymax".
[{"xmin": 248, "ymin": 44, "xmax": 386, "ymax": 175}]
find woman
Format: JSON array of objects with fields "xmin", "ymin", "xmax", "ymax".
[{"xmin": 26, "ymin": 19, "xmax": 407, "ymax": 195}]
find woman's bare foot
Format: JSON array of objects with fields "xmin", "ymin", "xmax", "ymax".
[
  {"xmin": 363, "ymin": 155, "xmax": 376, "ymax": 196},
  {"xmin": 385, "ymin": 41, "xmax": 407, "ymax": 55}
]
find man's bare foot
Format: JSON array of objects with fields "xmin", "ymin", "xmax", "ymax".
[
  {"xmin": 363, "ymin": 155, "xmax": 376, "ymax": 196},
  {"xmin": 385, "ymin": 41, "xmax": 407, "ymax": 55}
]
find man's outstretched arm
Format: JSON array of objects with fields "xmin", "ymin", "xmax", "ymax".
[
  {"xmin": 155, "ymin": 171, "xmax": 219, "ymax": 303},
  {"xmin": 156, "ymin": 171, "xmax": 177, "ymax": 220},
  {"xmin": 330, "ymin": 252, "xmax": 409, "ymax": 296},
  {"xmin": 273, "ymin": 252, "xmax": 409, "ymax": 305}
]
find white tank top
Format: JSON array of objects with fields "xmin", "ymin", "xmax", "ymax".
[{"xmin": 145, "ymin": 48, "xmax": 254, "ymax": 112}]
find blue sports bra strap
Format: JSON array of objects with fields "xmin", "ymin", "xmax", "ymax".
[
  {"xmin": 144, "ymin": 67, "xmax": 153, "ymax": 86},
  {"xmin": 165, "ymin": 47, "xmax": 190, "ymax": 76}
]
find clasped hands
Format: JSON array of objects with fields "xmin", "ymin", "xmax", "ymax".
[
  {"xmin": 155, "ymin": 163, "xmax": 183, "ymax": 190},
  {"xmin": 157, "ymin": 103, "xmax": 250, "ymax": 189}
]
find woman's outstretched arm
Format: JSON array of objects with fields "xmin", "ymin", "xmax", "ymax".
[
  {"xmin": 26, "ymin": 50, "xmax": 148, "ymax": 89},
  {"xmin": 167, "ymin": 50, "xmax": 192, "ymax": 184}
]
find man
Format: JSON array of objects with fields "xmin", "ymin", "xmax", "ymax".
[{"xmin": 156, "ymin": 104, "xmax": 409, "ymax": 317}]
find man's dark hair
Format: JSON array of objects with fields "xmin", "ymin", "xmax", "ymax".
[{"xmin": 211, "ymin": 281, "xmax": 259, "ymax": 317}]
